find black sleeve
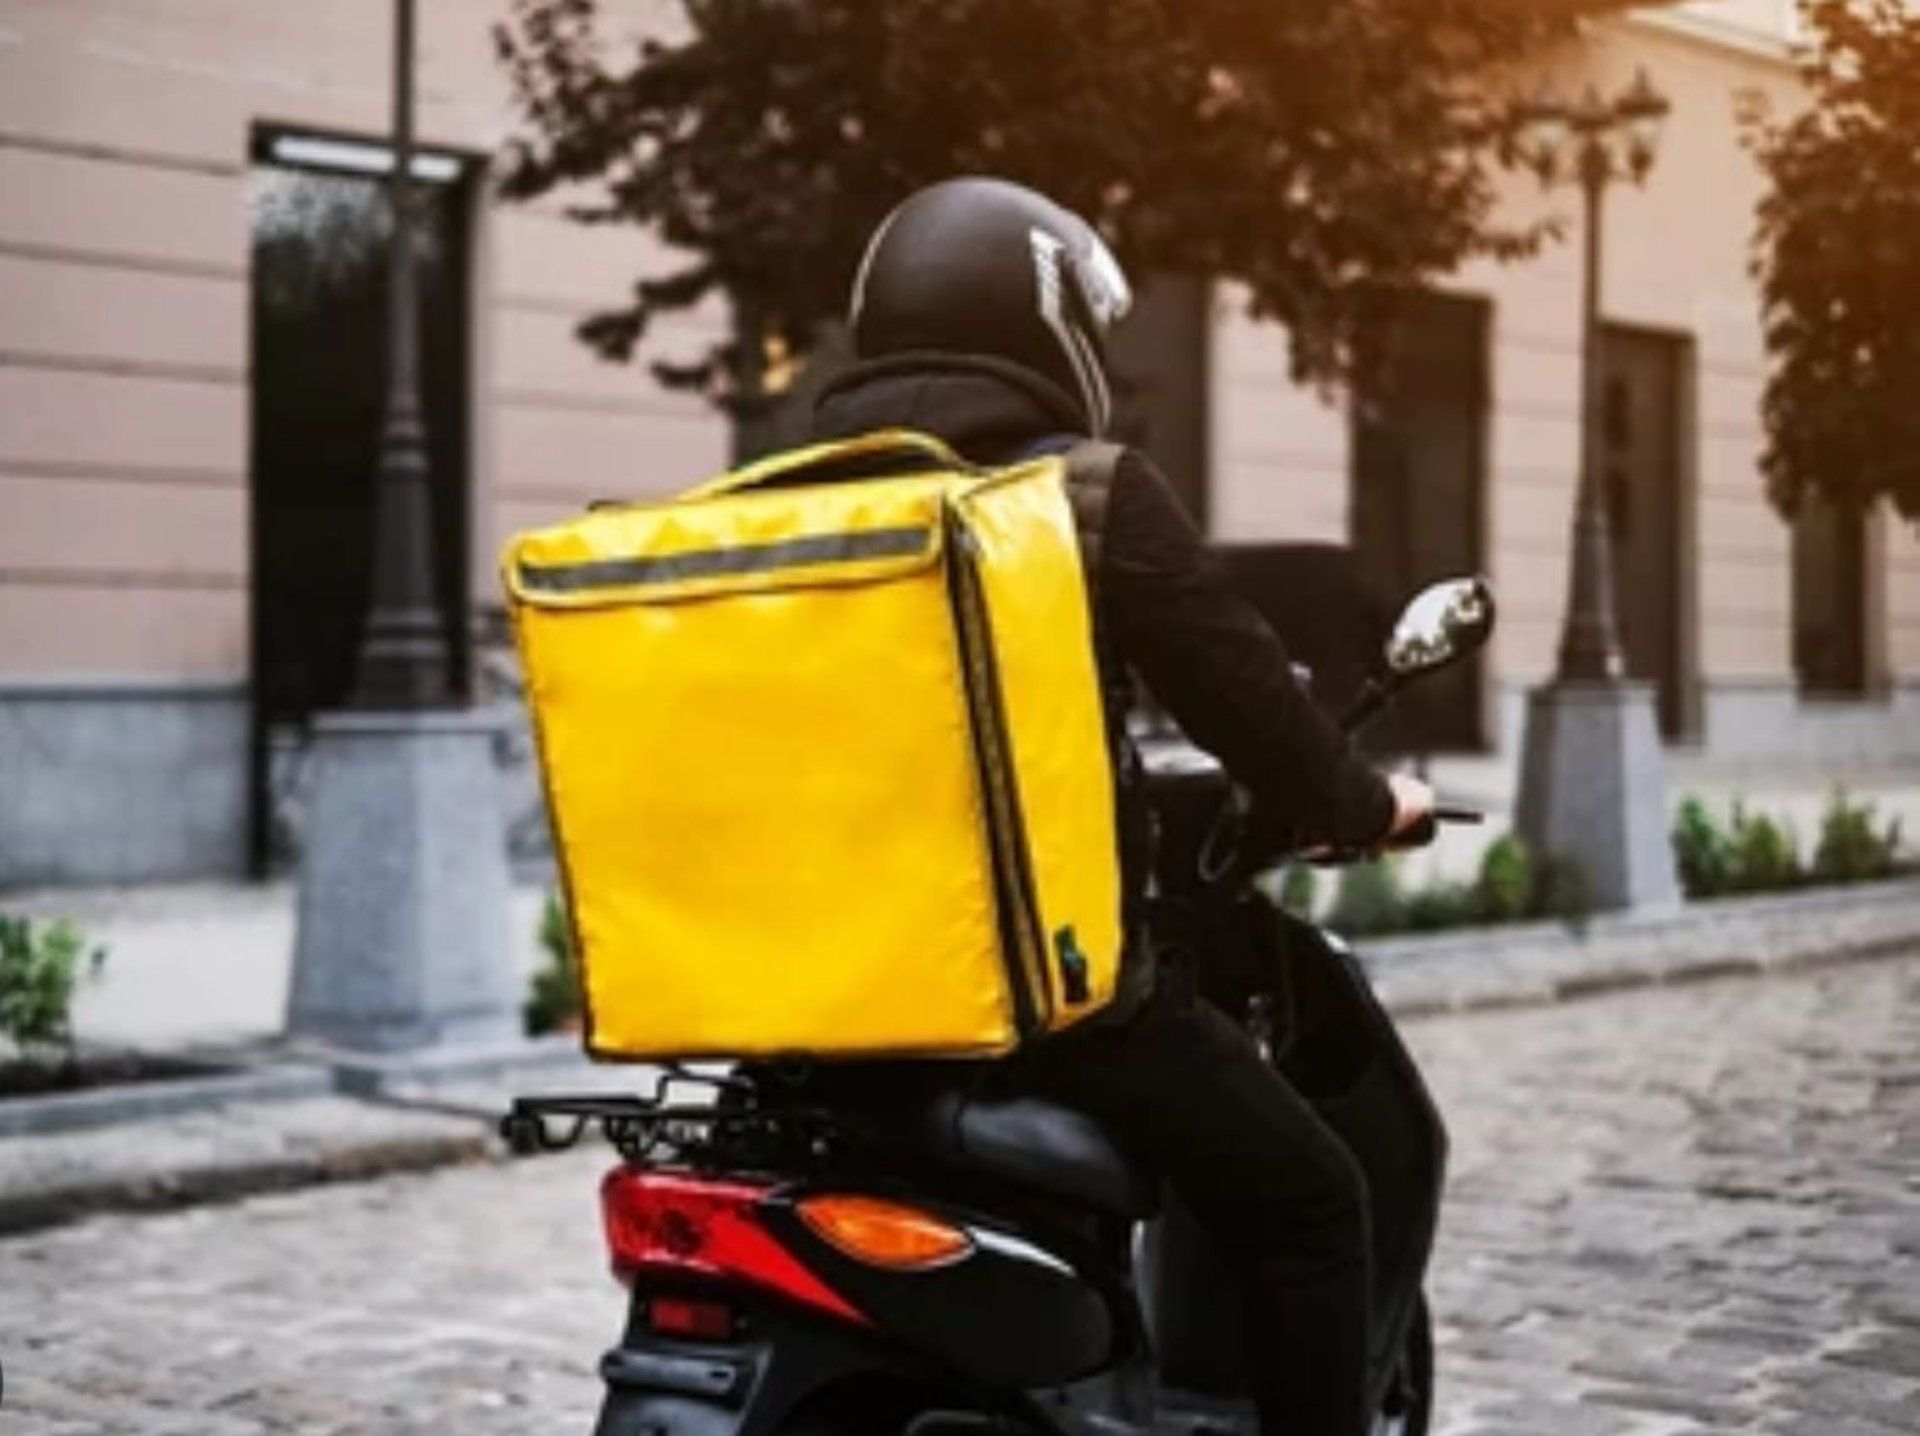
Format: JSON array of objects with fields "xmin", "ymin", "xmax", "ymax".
[{"xmin": 1099, "ymin": 450, "xmax": 1396, "ymax": 849}]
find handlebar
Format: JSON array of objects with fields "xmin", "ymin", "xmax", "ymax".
[
  {"xmin": 1301, "ymin": 802, "xmax": 1484, "ymax": 867},
  {"xmin": 1385, "ymin": 803, "xmax": 1483, "ymax": 849},
  {"xmin": 1140, "ymin": 744, "xmax": 1487, "ymax": 889}
]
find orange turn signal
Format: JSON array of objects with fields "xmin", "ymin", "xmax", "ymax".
[{"xmin": 796, "ymin": 1195, "xmax": 975, "ymax": 1270}]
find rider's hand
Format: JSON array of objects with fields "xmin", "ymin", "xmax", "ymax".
[
  {"xmin": 1299, "ymin": 774, "xmax": 1437, "ymax": 863},
  {"xmin": 1384, "ymin": 773, "xmax": 1436, "ymax": 844}
]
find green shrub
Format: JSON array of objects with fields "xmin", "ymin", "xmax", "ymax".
[
  {"xmin": 1674, "ymin": 796, "xmax": 1805, "ymax": 898},
  {"xmin": 1677, "ymin": 790, "xmax": 1910, "ymax": 899},
  {"xmin": 1473, "ymin": 833, "xmax": 1534, "ymax": 923},
  {"xmin": 523, "ymin": 892, "xmax": 582, "ymax": 1037},
  {"xmin": 1671, "ymin": 796, "xmax": 1734, "ymax": 898},
  {"xmin": 1727, "ymin": 803, "xmax": 1802, "ymax": 893},
  {"xmin": 1328, "ymin": 861, "xmax": 1407, "ymax": 937},
  {"xmin": 1324, "ymin": 833, "xmax": 1584, "ymax": 939},
  {"xmin": 0, "ymin": 915, "xmax": 107, "ymax": 1064},
  {"xmin": 1402, "ymin": 882, "xmax": 1479, "ymax": 933},
  {"xmin": 1529, "ymin": 854, "xmax": 1592, "ymax": 932},
  {"xmin": 1812, "ymin": 788, "xmax": 1903, "ymax": 885}
]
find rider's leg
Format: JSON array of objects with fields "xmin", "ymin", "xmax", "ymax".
[{"xmin": 1014, "ymin": 982, "xmax": 1373, "ymax": 1436}]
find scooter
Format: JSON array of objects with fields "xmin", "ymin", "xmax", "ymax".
[{"xmin": 503, "ymin": 575, "xmax": 1496, "ymax": 1436}]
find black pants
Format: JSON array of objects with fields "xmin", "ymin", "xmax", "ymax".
[{"xmin": 1008, "ymin": 980, "xmax": 1373, "ymax": 1436}]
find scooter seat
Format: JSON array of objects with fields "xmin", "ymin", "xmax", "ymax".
[{"xmin": 918, "ymin": 1090, "xmax": 1162, "ymax": 1220}]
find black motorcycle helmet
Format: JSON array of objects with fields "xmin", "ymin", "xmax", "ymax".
[{"xmin": 849, "ymin": 177, "xmax": 1134, "ymax": 435}]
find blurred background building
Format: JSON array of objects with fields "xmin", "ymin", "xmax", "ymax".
[{"xmin": 2, "ymin": 0, "xmax": 1915, "ymax": 889}]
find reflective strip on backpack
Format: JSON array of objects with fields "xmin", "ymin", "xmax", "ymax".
[{"xmin": 516, "ymin": 525, "xmax": 933, "ymax": 595}]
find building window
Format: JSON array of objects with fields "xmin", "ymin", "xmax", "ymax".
[
  {"xmin": 247, "ymin": 126, "xmax": 477, "ymax": 869},
  {"xmin": 1348, "ymin": 289, "xmax": 1490, "ymax": 753},
  {"xmin": 1597, "ymin": 325, "xmax": 1693, "ymax": 739},
  {"xmin": 1792, "ymin": 499, "xmax": 1871, "ymax": 698}
]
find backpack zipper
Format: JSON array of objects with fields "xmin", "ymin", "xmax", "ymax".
[{"xmin": 944, "ymin": 509, "xmax": 1051, "ymax": 1037}]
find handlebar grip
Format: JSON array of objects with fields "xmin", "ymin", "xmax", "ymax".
[
  {"xmin": 1382, "ymin": 803, "xmax": 1480, "ymax": 851},
  {"xmin": 1294, "ymin": 804, "xmax": 1486, "ymax": 866},
  {"xmin": 1385, "ymin": 812, "xmax": 1438, "ymax": 850}
]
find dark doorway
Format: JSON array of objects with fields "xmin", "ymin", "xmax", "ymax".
[
  {"xmin": 1792, "ymin": 497, "xmax": 1871, "ymax": 697},
  {"xmin": 247, "ymin": 130, "xmax": 475, "ymax": 870},
  {"xmin": 1598, "ymin": 324, "xmax": 1690, "ymax": 738},
  {"xmin": 1108, "ymin": 274, "xmax": 1210, "ymax": 528},
  {"xmin": 1349, "ymin": 290, "xmax": 1489, "ymax": 753}
]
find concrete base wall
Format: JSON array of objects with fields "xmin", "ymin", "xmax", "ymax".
[
  {"xmin": 1492, "ymin": 680, "xmax": 1920, "ymax": 769},
  {"xmin": 0, "ymin": 682, "xmax": 248, "ymax": 890},
  {"xmin": 1696, "ymin": 683, "xmax": 1920, "ymax": 766}
]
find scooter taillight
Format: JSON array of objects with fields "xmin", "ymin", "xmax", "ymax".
[{"xmin": 599, "ymin": 1167, "xmax": 866, "ymax": 1326}]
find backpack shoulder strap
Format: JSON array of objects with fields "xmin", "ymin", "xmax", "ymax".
[{"xmin": 1057, "ymin": 440, "xmax": 1125, "ymax": 584}]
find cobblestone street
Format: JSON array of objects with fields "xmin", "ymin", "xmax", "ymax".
[{"xmin": 1, "ymin": 952, "xmax": 1915, "ymax": 1436}]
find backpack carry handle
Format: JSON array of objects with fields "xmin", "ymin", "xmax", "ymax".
[{"xmin": 686, "ymin": 429, "xmax": 970, "ymax": 501}]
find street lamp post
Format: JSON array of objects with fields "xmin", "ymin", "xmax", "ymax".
[
  {"xmin": 1512, "ymin": 68, "xmax": 1683, "ymax": 912},
  {"xmin": 354, "ymin": 0, "xmax": 451, "ymax": 710},
  {"xmin": 1517, "ymin": 70, "xmax": 1670, "ymax": 683},
  {"xmin": 286, "ymin": 0, "xmax": 518, "ymax": 1060}
]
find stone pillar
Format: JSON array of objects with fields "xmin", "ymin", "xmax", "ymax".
[
  {"xmin": 1516, "ymin": 682, "xmax": 1681, "ymax": 913},
  {"xmin": 287, "ymin": 711, "xmax": 518, "ymax": 1052}
]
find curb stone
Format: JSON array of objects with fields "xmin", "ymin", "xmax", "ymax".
[
  {"xmin": 320, "ymin": 1031, "xmax": 608, "ymax": 1099},
  {"xmin": 0, "ymin": 1033, "xmax": 624, "ymax": 1141},
  {"xmin": 1363, "ymin": 876, "xmax": 1920, "ymax": 1017},
  {"xmin": 0, "ymin": 1095, "xmax": 495, "ymax": 1237},
  {"xmin": 0, "ymin": 1062, "xmax": 334, "ymax": 1140},
  {"xmin": 0, "ymin": 1043, "xmax": 652, "ymax": 1237}
]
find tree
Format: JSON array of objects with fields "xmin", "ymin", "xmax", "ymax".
[
  {"xmin": 1747, "ymin": 0, "xmax": 1920, "ymax": 520},
  {"xmin": 495, "ymin": 0, "xmax": 1619, "ymax": 413}
]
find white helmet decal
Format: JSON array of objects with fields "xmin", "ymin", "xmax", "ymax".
[{"xmin": 1030, "ymin": 227, "xmax": 1114, "ymax": 435}]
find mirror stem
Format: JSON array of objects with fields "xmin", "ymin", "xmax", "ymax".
[{"xmin": 1341, "ymin": 676, "xmax": 1396, "ymax": 734}]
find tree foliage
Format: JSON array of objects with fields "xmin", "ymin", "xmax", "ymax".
[
  {"xmin": 494, "ymin": 0, "xmax": 1619, "ymax": 408},
  {"xmin": 1747, "ymin": 0, "xmax": 1920, "ymax": 519}
]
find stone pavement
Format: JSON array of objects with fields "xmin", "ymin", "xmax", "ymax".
[
  {"xmin": 0, "ymin": 1094, "xmax": 493, "ymax": 1234},
  {"xmin": 1411, "ymin": 947, "xmax": 1920, "ymax": 1435},
  {"xmin": 1, "ymin": 952, "xmax": 1915, "ymax": 1434}
]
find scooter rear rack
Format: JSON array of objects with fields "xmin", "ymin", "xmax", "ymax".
[{"xmin": 501, "ymin": 1065, "xmax": 849, "ymax": 1166}]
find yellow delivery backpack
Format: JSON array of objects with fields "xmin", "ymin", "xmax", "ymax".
[{"xmin": 502, "ymin": 429, "xmax": 1123, "ymax": 1063}]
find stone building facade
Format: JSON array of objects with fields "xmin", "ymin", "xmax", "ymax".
[{"xmin": 2, "ymin": 0, "xmax": 1915, "ymax": 888}]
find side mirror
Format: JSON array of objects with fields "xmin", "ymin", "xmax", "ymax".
[{"xmin": 1382, "ymin": 577, "xmax": 1496, "ymax": 680}]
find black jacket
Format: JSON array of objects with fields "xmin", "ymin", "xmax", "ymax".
[{"xmin": 811, "ymin": 353, "xmax": 1395, "ymax": 983}]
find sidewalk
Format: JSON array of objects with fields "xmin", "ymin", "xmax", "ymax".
[
  {"xmin": 12, "ymin": 759, "xmax": 1916, "ymax": 1052},
  {"xmin": 3, "ymin": 760, "xmax": 1918, "ymax": 1236},
  {"xmin": 3, "ymin": 875, "xmax": 1916, "ymax": 1233},
  {"xmin": 5, "ymin": 881, "xmax": 556, "ymax": 1053},
  {"xmin": 0, "ymin": 879, "xmax": 628, "ymax": 1234}
]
